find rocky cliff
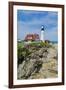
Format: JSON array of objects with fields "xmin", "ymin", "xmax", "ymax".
[{"xmin": 17, "ymin": 43, "xmax": 58, "ymax": 79}]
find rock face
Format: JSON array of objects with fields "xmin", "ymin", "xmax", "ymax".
[{"xmin": 17, "ymin": 44, "xmax": 58, "ymax": 79}]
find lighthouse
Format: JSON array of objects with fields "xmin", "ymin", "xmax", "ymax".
[{"xmin": 40, "ymin": 25, "xmax": 44, "ymax": 42}]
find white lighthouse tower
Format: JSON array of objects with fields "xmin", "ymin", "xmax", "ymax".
[{"xmin": 40, "ymin": 25, "xmax": 44, "ymax": 42}]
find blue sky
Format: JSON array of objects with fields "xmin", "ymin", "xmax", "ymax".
[{"xmin": 17, "ymin": 10, "xmax": 58, "ymax": 41}]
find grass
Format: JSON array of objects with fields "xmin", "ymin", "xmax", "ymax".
[
  {"xmin": 17, "ymin": 41, "xmax": 25, "ymax": 48},
  {"xmin": 17, "ymin": 40, "xmax": 52, "ymax": 48},
  {"xmin": 17, "ymin": 40, "xmax": 53, "ymax": 66}
]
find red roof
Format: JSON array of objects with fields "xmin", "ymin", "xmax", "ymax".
[{"xmin": 25, "ymin": 34, "xmax": 40, "ymax": 41}]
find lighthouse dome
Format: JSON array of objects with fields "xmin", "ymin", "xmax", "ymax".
[{"xmin": 41, "ymin": 25, "xmax": 44, "ymax": 31}]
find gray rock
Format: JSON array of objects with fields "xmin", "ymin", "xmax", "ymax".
[{"xmin": 17, "ymin": 44, "xmax": 58, "ymax": 79}]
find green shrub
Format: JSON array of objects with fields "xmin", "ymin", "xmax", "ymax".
[{"xmin": 17, "ymin": 43, "xmax": 31, "ymax": 65}]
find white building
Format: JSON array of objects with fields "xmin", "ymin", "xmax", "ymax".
[{"xmin": 40, "ymin": 25, "xmax": 44, "ymax": 42}]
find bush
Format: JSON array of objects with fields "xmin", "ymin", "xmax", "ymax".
[
  {"xmin": 17, "ymin": 43, "xmax": 31, "ymax": 66},
  {"xmin": 27, "ymin": 41, "xmax": 52, "ymax": 48}
]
